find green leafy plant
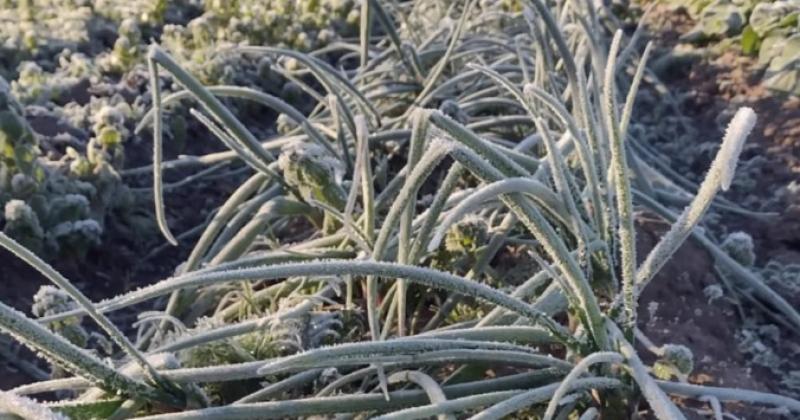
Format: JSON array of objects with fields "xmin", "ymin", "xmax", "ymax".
[{"xmin": 1, "ymin": 1, "xmax": 799, "ymax": 419}]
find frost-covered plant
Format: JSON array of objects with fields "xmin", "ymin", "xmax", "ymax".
[
  {"xmin": 0, "ymin": 390, "xmax": 67, "ymax": 420},
  {"xmin": 0, "ymin": 1, "xmax": 93, "ymax": 72},
  {"xmin": 761, "ymin": 260, "xmax": 800, "ymax": 294},
  {"xmin": 157, "ymin": 0, "xmax": 359, "ymax": 87},
  {"xmin": 105, "ymin": 18, "xmax": 144, "ymax": 73},
  {"xmin": 0, "ymin": 76, "xmax": 40, "ymax": 187},
  {"xmin": 2, "ymin": 171, "xmax": 110, "ymax": 259},
  {"xmin": 703, "ymin": 284, "xmax": 724, "ymax": 303},
  {"xmin": 0, "ymin": 49, "xmax": 139, "ymax": 260},
  {"xmin": 93, "ymin": 0, "xmax": 173, "ymax": 25},
  {"xmin": 2, "ymin": 1, "xmax": 800, "ymax": 419},
  {"xmin": 444, "ymin": 214, "xmax": 489, "ymax": 254},
  {"xmin": 721, "ymin": 230, "xmax": 756, "ymax": 267},
  {"xmin": 652, "ymin": 344, "xmax": 694, "ymax": 381},
  {"xmin": 12, "ymin": 61, "xmax": 52, "ymax": 103},
  {"xmin": 278, "ymin": 140, "xmax": 346, "ymax": 232},
  {"xmin": 31, "ymin": 285, "xmax": 89, "ymax": 382},
  {"xmin": 178, "ymin": 317, "xmax": 282, "ymax": 371},
  {"xmin": 3, "ymin": 199, "xmax": 44, "ymax": 253}
]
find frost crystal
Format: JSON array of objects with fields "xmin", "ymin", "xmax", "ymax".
[
  {"xmin": 718, "ymin": 107, "xmax": 756, "ymax": 191},
  {"xmin": 0, "ymin": 391, "xmax": 67, "ymax": 420}
]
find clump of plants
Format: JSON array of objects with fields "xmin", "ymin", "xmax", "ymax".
[
  {"xmin": 0, "ymin": 75, "xmax": 124, "ymax": 260},
  {"xmin": 158, "ymin": 0, "xmax": 359, "ymax": 86},
  {"xmin": 1, "ymin": 1, "xmax": 800, "ymax": 419},
  {"xmin": 0, "ymin": 0, "xmax": 369, "ymax": 262},
  {"xmin": 669, "ymin": 0, "xmax": 800, "ymax": 95},
  {"xmin": 0, "ymin": 1, "xmax": 93, "ymax": 74}
]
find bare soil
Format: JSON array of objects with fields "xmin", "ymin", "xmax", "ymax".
[
  {"xmin": 633, "ymin": 3, "xmax": 800, "ymax": 417},
  {"xmin": 636, "ymin": 214, "xmax": 779, "ymax": 419}
]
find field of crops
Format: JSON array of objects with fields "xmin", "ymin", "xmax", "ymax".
[{"xmin": 0, "ymin": 0, "xmax": 799, "ymax": 418}]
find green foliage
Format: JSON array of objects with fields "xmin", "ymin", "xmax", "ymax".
[
  {"xmin": 159, "ymin": 0, "xmax": 358, "ymax": 86},
  {"xmin": 2, "ymin": 168, "xmax": 112, "ymax": 259},
  {"xmin": 3, "ymin": 199, "xmax": 44, "ymax": 252},
  {"xmin": 0, "ymin": 1, "xmax": 93, "ymax": 72},
  {"xmin": 682, "ymin": 0, "xmax": 747, "ymax": 42},
  {"xmin": 741, "ymin": 25, "xmax": 761, "ymax": 55},
  {"xmin": 31, "ymin": 285, "xmax": 88, "ymax": 349},
  {"xmin": 0, "ymin": 0, "xmax": 363, "ymax": 261},
  {"xmin": 278, "ymin": 141, "xmax": 346, "ymax": 210},
  {"xmin": 0, "ymin": 78, "xmax": 39, "ymax": 182},
  {"xmin": 672, "ymin": 0, "xmax": 800, "ymax": 95},
  {"xmin": 444, "ymin": 214, "xmax": 489, "ymax": 254},
  {"xmin": 0, "ymin": 1, "xmax": 799, "ymax": 419},
  {"xmin": 0, "ymin": 26, "xmax": 146, "ymax": 261},
  {"xmin": 750, "ymin": 1, "xmax": 800, "ymax": 37},
  {"xmin": 653, "ymin": 344, "xmax": 695, "ymax": 380},
  {"xmin": 108, "ymin": 19, "xmax": 143, "ymax": 73},
  {"xmin": 49, "ymin": 399, "xmax": 125, "ymax": 420}
]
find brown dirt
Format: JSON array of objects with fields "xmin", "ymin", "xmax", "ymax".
[
  {"xmin": 699, "ymin": 56, "xmax": 800, "ymax": 264},
  {"xmin": 636, "ymin": 213, "xmax": 781, "ymax": 419},
  {"xmin": 634, "ymin": 2, "xmax": 800, "ymax": 418},
  {"xmin": 641, "ymin": 2, "xmax": 800, "ymax": 264}
]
